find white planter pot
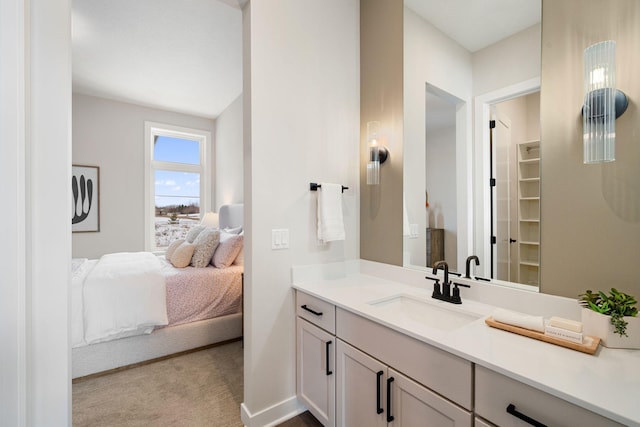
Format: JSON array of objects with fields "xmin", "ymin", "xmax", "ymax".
[{"xmin": 581, "ymin": 308, "xmax": 640, "ymax": 349}]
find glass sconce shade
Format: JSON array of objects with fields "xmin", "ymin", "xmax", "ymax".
[
  {"xmin": 582, "ymin": 40, "xmax": 627, "ymax": 164},
  {"xmin": 366, "ymin": 121, "xmax": 388, "ymax": 185}
]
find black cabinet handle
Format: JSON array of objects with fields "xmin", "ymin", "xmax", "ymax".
[
  {"xmin": 386, "ymin": 377, "xmax": 395, "ymax": 422},
  {"xmin": 301, "ymin": 304, "xmax": 323, "ymax": 316},
  {"xmin": 376, "ymin": 371, "xmax": 384, "ymax": 414},
  {"xmin": 325, "ymin": 341, "xmax": 333, "ymax": 376},
  {"xmin": 507, "ymin": 404, "xmax": 547, "ymax": 427}
]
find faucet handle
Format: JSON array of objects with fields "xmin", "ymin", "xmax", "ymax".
[
  {"xmin": 425, "ymin": 276, "xmax": 441, "ymax": 298},
  {"xmin": 451, "ymin": 282, "xmax": 471, "ymax": 304}
]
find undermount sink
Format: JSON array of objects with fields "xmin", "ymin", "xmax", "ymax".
[{"xmin": 368, "ymin": 294, "xmax": 482, "ymax": 332}]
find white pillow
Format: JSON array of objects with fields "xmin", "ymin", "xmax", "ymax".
[
  {"xmin": 170, "ymin": 242, "xmax": 195, "ymax": 268},
  {"xmin": 191, "ymin": 229, "xmax": 220, "ymax": 268},
  {"xmin": 222, "ymin": 226, "xmax": 242, "ymax": 235},
  {"xmin": 185, "ymin": 225, "xmax": 205, "ymax": 243}
]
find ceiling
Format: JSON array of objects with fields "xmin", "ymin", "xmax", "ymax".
[
  {"xmin": 404, "ymin": 0, "xmax": 541, "ymax": 52},
  {"xmin": 72, "ymin": 0, "xmax": 243, "ymax": 119},
  {"xmin": 72, "ymin": 0, "xmax": 540, "ymax": 120}
]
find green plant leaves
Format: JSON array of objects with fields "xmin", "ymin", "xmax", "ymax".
[{"xmin": 579, "ymin": 288, "xmax": 638, "ymax": 337}]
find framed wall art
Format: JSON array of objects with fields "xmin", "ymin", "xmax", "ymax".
[{"xmin": 72, "ymin": 165, "xmax": 100, "ymax": 232}]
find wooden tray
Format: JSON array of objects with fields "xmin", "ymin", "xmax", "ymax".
[{"xmin": 485, "ymin": 317, "xmax": 600, "ymax": 355}]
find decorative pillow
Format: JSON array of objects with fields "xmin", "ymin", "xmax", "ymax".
[
  {"xmin": 185, "ymin": 225, "xmax": 205, "ymax": 243},
  {"xmin": 233, "ymin": 247, "xmax": 244, "ymax": 266},
  {"xmin": 165, "ymin": 239, "xmax": 185, "ymax": 260},
  {"xmin": 213, "ymin": 234, "xmax": 244, "ymax": 268},
  {"xmin": 170, "ymin": 242, "xmax": 195, "ymax": 268},
  {"xmin": 191, "ymin": 228, "xmax": 220, "ymax": 268},
  {"xmin": 223, "ymin": 226, "xmax": 242, "ymax": 235}
]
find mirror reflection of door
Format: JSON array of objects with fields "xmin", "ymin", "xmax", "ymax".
[
  {"xmin": 490, "ymin": 92, "xmax": 541, "ymax": 286},
  {"xmin": 424, "ymin": 86, "xmax": 460, "ymax": 270}
]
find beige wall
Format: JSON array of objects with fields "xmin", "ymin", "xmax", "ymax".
[
  {"xmin": 540, "ymin": 0, "xmax": 640, "ymax": 297},
  {"xmin": 360, "ymin": 0, "xmax": 404, "ymax": 265}
]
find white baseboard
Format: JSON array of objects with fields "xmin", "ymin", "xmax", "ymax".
[{"xmin": 240, "ymin": 396, "xmax": 306, "ymax": 427}]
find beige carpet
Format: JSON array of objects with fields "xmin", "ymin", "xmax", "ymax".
[{"xmin": 73, "ymin": 341, "xmax": 244, "ymax": 427}]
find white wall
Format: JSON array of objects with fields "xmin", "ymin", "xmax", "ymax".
[
  {"xmin": 72, "ymin": 94, "xmax": 215, "ymax": 258},
  {"xmin": 241, "ymin": 0, "xmax": 360, "ymax": 425},
  {"xmin": 472, "ymin": 24, "xmax": 541, "ymax": 96},
  {"xmin": 403, "ymin": 6, "xmax": 472, "ymax": 271},
  {"xmin": 1, "ymin": 0, "xmax": 72, "ymax": 424},
  {"xmin": 426, "ymin": 124, "xmax": 458, "ymax": 269},
  {"xmin": 214, "ymin": 94, "xmax": 244, "ymax": 210}
]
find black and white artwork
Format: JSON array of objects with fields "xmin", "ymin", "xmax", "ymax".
[{"xmin": 72, "ymin": 165, "xmax": 100, "ymax": 232}]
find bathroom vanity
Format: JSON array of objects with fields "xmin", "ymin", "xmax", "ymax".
[{"xmin": 293, "ymin": 261, "xmax": 639, "ymax": 427}]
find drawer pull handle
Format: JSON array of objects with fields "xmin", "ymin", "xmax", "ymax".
[
  {"xmin": 386, "ymin": 377, "xmax": 395, "ymax": 422},
  {"xmin": 506, "ymin": 404, "xmax": 547, "ymax": 427},
  {"xmin": 301, "ymin": 304, "xmax": 323, "ymax": 316},
  {"xmin": 325, "ymin": 340, "xmax": 333, "ymax": 376},
  {"xmin": 376, "ymin": 371, "xmax": 384, "ymax": 414}
]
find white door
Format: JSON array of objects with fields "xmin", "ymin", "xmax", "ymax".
[
  {"xmin": 389, "ymin": 368, "xmax": 472, "ymax": 426},
  {"xmin": 493, "ymin": 116, "xmax": 512, "ymax": 281},
  {"xmin": 297, "ymin": 318, "xmax": 335, "ymax": 427},
  {"xmin": 336, "ymin": 340, "xmax": 387, "ymax": 427}
]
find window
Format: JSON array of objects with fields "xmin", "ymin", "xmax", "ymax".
[{"xmin": 145, "ymin": 122, "xmax": 212, "ymax": 251}]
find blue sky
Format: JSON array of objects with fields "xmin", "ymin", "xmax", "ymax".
[{"xmin": 154, "ymin": 136, "xmax": 201, "ymax": 208}]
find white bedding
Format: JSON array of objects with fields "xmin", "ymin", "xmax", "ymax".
[{"xmin": 72, "ymin": 252, "xmax": 168, "ymax": 347}]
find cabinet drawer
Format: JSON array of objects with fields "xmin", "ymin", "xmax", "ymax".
[
  {"xmin": 475, "ymin": 365, "xmax": 623, "ymax": 427},
  {"xmin": 296, "ymin": 291, "xmax": 336, "ymax": 334},
  {"xmin": 337, "ymin": 308, "xmax": 472, "ymax": 410}
]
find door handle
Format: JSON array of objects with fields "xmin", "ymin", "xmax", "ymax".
[
  {"xmin": 386, "ymin": 377, "xmax": 395, "ymax": 422},
  {"xmin": 376, "ymin": 371, "xmax": 384, "ymax": 414},
  {"xmin": 325, "ymin": 341, "xmax": 332, "ymax": 376},
  {"xmin": 509, "ymin": 238, "xmax": 517, "ymax": 243}
]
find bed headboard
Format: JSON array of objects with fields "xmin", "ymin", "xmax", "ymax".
[{"xmin": 219, "ymin": 204, "xmax": 243, "ymax": 229}]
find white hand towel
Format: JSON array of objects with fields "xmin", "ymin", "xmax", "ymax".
[
  {"xmin": 492, "ymin": 308, "xmax": 545, "ymax": 332},
  {"xmin": 317, "ymin": 183, "xmax": 345, "ymax": 243}
]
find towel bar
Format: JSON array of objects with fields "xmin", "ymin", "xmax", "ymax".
[{"xmin": 310, "ymin": 182, "xmax": 348, "ymax": 193}]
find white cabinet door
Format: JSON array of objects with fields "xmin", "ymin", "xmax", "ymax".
[
  {"xmin": 389, "ymin": 368, "xmax": 472, "ymax": 427},
  {"xmin": 336, "ymin": 339, "xmax": 387, "ymax": 427},
  {"xmin": 297, "ymin": 318, "xmax": 335, "ymax": 427}
]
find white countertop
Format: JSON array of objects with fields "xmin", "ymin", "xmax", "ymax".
[{"xmin": 292, "ymin": 261, "xmax": 640, "ymax": 426}]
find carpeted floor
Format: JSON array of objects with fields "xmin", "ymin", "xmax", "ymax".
[{"xmin": 73, "ymin": 340, "xmax": 322, "ymax": 427}]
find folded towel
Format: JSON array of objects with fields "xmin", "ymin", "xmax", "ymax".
[
  {"xmin": 317, "ymin": 183, "xmax": 345, "ymax": 243},
  {"xmin": 492, "ymin": 308, "xmax": 545, "ymax": 332}
]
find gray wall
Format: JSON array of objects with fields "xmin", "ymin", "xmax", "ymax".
[
  {"xmin": 540, "ymin": 0, "xmax": 640, "ymax": 298},
  {"xmin": 72, "ymin": 94, "xmax": 215, "ymax": 258}
]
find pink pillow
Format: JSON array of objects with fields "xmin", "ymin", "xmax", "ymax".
[{"xmin": 212, "ymin": 235, "xmax": 243, "ymax": 268}]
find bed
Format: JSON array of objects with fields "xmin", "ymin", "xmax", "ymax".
[{"xmin": 72, "ymin": 204, "xmax": 244, "ymax": 379}]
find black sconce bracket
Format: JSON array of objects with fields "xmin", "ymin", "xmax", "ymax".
[{"xmin": 582, "ymin": 89, "xmax": 628, "ymax": 119}]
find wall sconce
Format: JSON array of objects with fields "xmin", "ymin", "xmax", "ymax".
[
  {"xmin": 582, "ymin": 40, "xmax": 628, "ymax": 164},
  {"xmin": 366, "ymin": 121, "xmax": 388, "ymax": 185}
]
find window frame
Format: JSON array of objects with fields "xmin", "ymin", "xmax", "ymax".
[{"xmin": 144, "ymin": 121, "xmax": 212, "ymax": 251}]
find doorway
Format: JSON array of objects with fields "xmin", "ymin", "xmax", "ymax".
[{"xmin": 489, "ymin": 91, "xmax": 541, "ymax": 285}]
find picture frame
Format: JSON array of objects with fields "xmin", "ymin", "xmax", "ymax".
[{"xmin": 72, "ymin": 165, "xmax": 100, "ymax": 232}]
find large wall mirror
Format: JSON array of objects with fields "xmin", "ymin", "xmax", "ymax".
[
  {"xmin": 402, "ymin": 0, "xmax": 542, "ymax": 289},
  {"xmin": 369, "ymin": 0, "xmax": 640, "ymax": 299}
]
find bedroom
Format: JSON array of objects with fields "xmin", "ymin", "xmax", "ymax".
[{"xmin": 70, "ymin": 0, "xmax": 247, "ymax": 400}]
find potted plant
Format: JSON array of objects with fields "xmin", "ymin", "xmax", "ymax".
[{"xmin": 579, "ymin": 288, "xmax": 639, "ymax": 349}]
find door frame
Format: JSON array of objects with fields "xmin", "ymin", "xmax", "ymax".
[{"xmin": 473, "ymin": 77, "xmax": 539, "ymax": 283}]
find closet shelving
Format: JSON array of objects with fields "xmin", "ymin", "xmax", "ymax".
[{"xmin": 517, "ymin": 140, "xmax": 540, "ymax": 286}]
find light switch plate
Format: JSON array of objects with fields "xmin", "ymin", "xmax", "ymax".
[{"xmin": 272, "ymin": 229, "xmax": 289, "ymax": 249}]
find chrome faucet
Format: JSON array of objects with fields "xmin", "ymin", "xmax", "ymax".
[{"xmin": 465, "ymin": 255, "xmax": 480, "ymax": 279}]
